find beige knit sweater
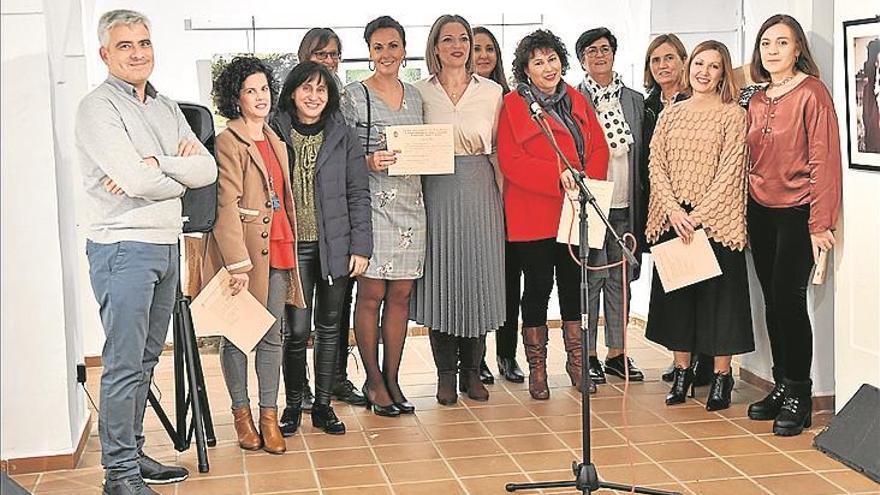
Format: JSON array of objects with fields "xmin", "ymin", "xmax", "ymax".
[{"xmin": 646, "ymin": 100, "xmax": 749, "ymax": 251}]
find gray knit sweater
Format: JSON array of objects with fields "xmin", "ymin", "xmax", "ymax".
[{"xmin": 75, "ymin": 75, "xmax": 217, "ymax": 244}]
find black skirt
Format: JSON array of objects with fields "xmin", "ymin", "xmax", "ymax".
[{"xmin": 645, "ymin": 229, "xmax": 755, "ymax": 356}]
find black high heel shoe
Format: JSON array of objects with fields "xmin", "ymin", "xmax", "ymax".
[
  {"xmin": 392, "ymin": 397, "xmax": 415, "ymax": 414},
  {"xmin": 666, "ymin": 365, "xmax": 696, "ymax": 405},
  {"xmin": 362, "ymin": 383, "xmax": 400, "ymax": 417},
  {"xmin": 706, "ymin": 369, "xmax": 734, "ymax": 411}
]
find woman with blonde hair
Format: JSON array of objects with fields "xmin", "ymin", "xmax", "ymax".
[
  {"xmin": 411, "ymin": 14, "xmax": 506, "ymax": 405},
  {"xmin": 645, "ymin": 40, "xmax": 753, "ymax": 413}
]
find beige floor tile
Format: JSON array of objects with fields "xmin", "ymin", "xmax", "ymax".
[
  {"xmin": 660, "ymin": 457, "xmax": 743, "ymax": 481},
  {"xmin": 674, "ymin": 419, "xmax": 751, "ymax": 439},
  {"xmin": 685, "ymin": 477, "xmax": 768, "ymax": 495},
  {"xmin": 176, "ymin": 475, "xmax": 248, "ymax": 495},
  {"xmin": 788, "ymin": 449, "xmax": 850, "ymax": 471},
  {"xmin": 820, "ymin": 470, "xmax": 880, "ymax": 493},
  {"xmin": 435, "ymin": 438, "xmax": 506, "ymax": 458},
  {"xmin": 447, "ymin": 454, "xmax": 520, "ymax": 477},
  {"xmin": 756, "ymin": 472, "xmax": 844, "ymax": 495},
  {"xmin": 382, "ymin": 459, "xmax": 454, "ymax": 484},
  {"xmin": 483, "ymin": 418, "xmax": 551, "ymax": 436},
  {"xmin": 244, "ymin": 451, "xmax": 311, "ymax": 473},
  {"xmin": 423, "ymin": 421, "xmax": 490, "ymax": 441},
  {"xmin": 637, "ymin": 440, "xmax": 714, "ymax": 462},
  {"xmin": 316, "ymin": 465, "xmax": 386, "ymax": 489},
  {"xmin": 392, "ymin": 479, "xmax": 467, "ymax": 494},
  {"xmin": 512, "ymin": 450, "xmax": 578, "ymax": 472},
  {"xmin": 497, "ymin": 433, "xmax": 567, "ymax": 453},
  {"xmin": 460, "ymin": 473, "xmax": 528, "ymax": 495},
  {"xmin": 725, "ymin": 452, "xmax": 809, "ymax": 477},
  {"xmin": 309, "ymin": 447, "xmax": 375, "ymax": 469},
  {"xmin": 247, "ymin": 470, "xmax": 317, "ymax": 493},
  {"xmin": 700, "ymin": 436, "xmax": 777, "ymax": 456},
  {"xmin": 371, "ymin": 442, "xmax": 440, "ymax": 463}
]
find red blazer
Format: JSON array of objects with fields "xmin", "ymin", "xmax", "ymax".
[{"xmin": 497, "ymin": 84, "xmax": 609, "ymax": 241}]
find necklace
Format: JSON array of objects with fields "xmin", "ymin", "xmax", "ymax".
[
  {"xmin": 440, "ymin": 77, "xmax": 467, "ymax": 103},
  {"xmin": 768, "ymin": 74, "xmax": 796, "ymax": 89}
]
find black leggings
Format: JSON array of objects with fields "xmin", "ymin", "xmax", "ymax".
[
  {"xmin": 282, "ymin": 242, "xmax": 346, "ymax": 408},
  {"xmin": 496, "ymin": 241, "xmax": 522, "ymax": 358},
  {"xmin": 511, "ymin": 238, "xmax": 580, "ymax": 326},
  {"xmin": 748, "ymin": 199, "xmax": 814, "ymax": 381}
]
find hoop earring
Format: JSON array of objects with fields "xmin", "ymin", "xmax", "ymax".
[
  {"xmin": 368, "ymin": 60, "xmax": 375, "ymax": 71},
  {"xmin": 402, "ymin": 58, "xmax": 407, "ymax": 68}
]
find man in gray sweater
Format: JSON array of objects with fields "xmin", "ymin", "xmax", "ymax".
[{"xmin": 75, "ymin": 9, "xmax": 216, "ymax": 495}]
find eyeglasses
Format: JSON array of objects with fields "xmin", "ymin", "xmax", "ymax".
[
  {"xmin": 312, "ymin": 51, "xmax": 340, "ymax": 61},
  {"xmin": 585, "ymin": 45, "xmax": 613, "ymax": 58}
]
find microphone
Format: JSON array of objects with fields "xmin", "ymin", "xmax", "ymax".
[{"xmin": 516, "ymin": 83, "xmax": 544, "ymax": 119}]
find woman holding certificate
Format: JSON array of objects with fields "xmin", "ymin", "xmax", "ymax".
[
  {"xmin": 497, "ymin": 29, "xmax": 609, "ymax": 400},
  {"xmin": 645, "ymin": 40, "xmax": 753, "ymax": 413},
  {"xmin": 272, "ymin": 61, "xmax": 372, "ymax": 436},
  {"xmin": 745, "ymin": 15, "xmax": 841, "ymax": 436},
  {"xmin": 411, "ymin": 14, "xmax": 506, "ymax": 406},
  {"xmin": 341, "ymin": 16, "xmax": 425, "ymax": 417},
  {"xmin": 203, "ymin": 57, "xmax": 304, "ymax": 454}
]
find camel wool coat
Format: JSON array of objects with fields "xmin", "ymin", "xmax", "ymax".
[{"xmin": 200, "ymin": 118, "xmax": 305, "ymax": 309}]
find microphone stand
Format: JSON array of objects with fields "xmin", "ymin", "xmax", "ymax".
[{"xmin": 504, "ymin": 107, "xmax": 678, "ymax": 495}]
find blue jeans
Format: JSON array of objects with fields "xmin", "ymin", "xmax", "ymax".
[{"xmin": 87, "ymin": 240, "xmax": 178, "ymax": 480}]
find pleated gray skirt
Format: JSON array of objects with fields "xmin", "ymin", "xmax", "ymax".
[{"xmin": 410, "ymin": 154, "xmax": 506, "ymax": 337}]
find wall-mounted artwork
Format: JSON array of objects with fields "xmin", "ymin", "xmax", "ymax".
[{"xmin": 843, "ymin": 16, "xmax": 880, "ymax": 172}]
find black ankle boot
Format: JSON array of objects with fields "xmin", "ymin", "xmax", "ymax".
[
  {"xmin": 692, "ymin": 354, "xmax": 714, "ymax": 387},
  {"xmin": 705, "ymin": 370, "xmax": 734, "ymax": 411},
  {"xmin": 773, "ymin": 378, "xmax": 812, "ymax": 436},
  {"xmin": 666, "ymin": 366, "xmax": 696, "ymax": 405},
  {"xmin": 279, "ymin": 406, "xmax": 302, "ymax": 437},
  {"xmin": 311, "ymin": 404, "xmax": 346, "ymax": 435},
  {"xmin": 748, "ymin": 367, "xmax": 786, "ymax": 420}
]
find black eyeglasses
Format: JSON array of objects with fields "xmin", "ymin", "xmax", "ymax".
[{"xmin": 312, "ymin": 51, "xmax": 341, "ymax": 61}]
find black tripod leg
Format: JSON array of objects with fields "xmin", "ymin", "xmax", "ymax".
[
  {"xmin": 146, "ymin": 389, "xmax": 182, "ymax": 450},
  {"xmin": 599, "ymin": 482, "xmax": 681, "ymax": 495},
  {"xmin": 186, "ymin": 308, "xmax": 216, "ymax": 446},
  {"xmin": 179, "ymin": 297, "xmax": 210, "ymax": 473},
  {"xmin": 173, "ymin": 303, "xmax": 187, "ymax": 440}
]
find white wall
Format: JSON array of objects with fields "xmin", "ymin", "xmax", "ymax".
[
  {"xmin": 831, "ymin": 0, "xmax": 880, "ymax": 411},
  {"xmin": 1, "ymin": 0, "xmax": 89, "ymax": 460}
]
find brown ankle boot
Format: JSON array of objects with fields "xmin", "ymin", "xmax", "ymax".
[
  {"xmin": 562, "ymin": 321, "xmax": 586, "ymax": 391},
  {"xmin": 259, "ymin": 407, "xmax": 286, "ymax": 455},
  {"xmin": 521, "ymin": 326, "xmax": 550, "ymax": 400},
  {"xmin": 429, "ymin": 330, "xmax": 459, "ymax": 405},
  {"xmin": 232, "ymin": 406, "xmax": 262, "ymax": 451},
  {"xmin": 459, "ymin": 336, "xmax": 489, "ymax": 401}
]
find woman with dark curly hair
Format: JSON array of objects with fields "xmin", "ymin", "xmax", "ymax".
[
  {"xmin": 271, "ymin": 61, "xmax": 372, "ymax": 436},
  {"xmin": 202, "ymin": 56, "xmax": 305, "ymax": 454},
  {"xmin": 497, "ymin": 29, "xmax": 609, "ymax": 399}
]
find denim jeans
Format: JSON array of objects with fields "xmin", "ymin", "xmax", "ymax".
[{"xmin": 86, "ymin": 240, "xmax": 178, "ymax": 481}]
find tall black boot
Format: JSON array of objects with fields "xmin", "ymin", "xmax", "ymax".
[
  {"xmin": 773, "ymin": 378, "xmax": 812, "ymax": 436},
  {"xmin": 429, "ymin": 330, "xmax": 459, "ymax": 405},
  {"xmin": 748, "ymin": 367, "xmax": 786, "ymax": 420},
  {"xmin": 331, "ymin": 280, "xmax": 365, "ymax": 405},
  {"xmin": 281, "ymin": 305, "xmax": 306, "ymax": 436}
]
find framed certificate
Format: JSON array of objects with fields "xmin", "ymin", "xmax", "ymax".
[{"xmin": 386, "ymin": 124, "xmax": 454, "ymax": 175}]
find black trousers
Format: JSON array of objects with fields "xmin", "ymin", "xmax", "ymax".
[
  {"xmin": 748, "ymin": 199, "xmax": 815, "ymax": 381},
  {"xmin": 511, "ymin": 238, "xmax": 581, "ymax": 327},
  {"xmin": 496, "ymin": 241, "xmax": 522, "ymax": 358},
  {"xmin": 282, "ymin": 242, "xmax": 346, "ymax": 407}
]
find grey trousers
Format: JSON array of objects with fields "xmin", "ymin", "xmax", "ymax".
[
  {"xmin": 587, "ymin": 208, "xmax": 632, "ymax": 351},
  {"xmin": 219, "ymin": 268, "xmax": 287, "ymax": 409},
  {"xmin": 87, "ymin": 241, "xmax": 178, "ymax": 481}
]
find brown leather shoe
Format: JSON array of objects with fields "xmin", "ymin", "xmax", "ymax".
[
  {"xmin": 429, "ymin": 330, "xmax": 459, "ymax": 405},
  {"xmin": 259, "ymin": 407, "xmax": 286, "ymax": 455},
  {"xmin": 522, "ymin": 325, "xmax": 550, "ymax": 400},
  {"xmin": 459, "ymin": 336, "xmax": 489, "ymax": 401},
  {"xmin": 562, "ymin": 321, "xmax": 588, "ymax": 392},
  {"xmin": 232, "ymin": 406, "xmax": 262, "ymax": 451}
]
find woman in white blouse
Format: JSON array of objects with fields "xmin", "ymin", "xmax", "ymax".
[{"xmin": 410, "ymin": 14, "xmax": 506, "ymax": 406}]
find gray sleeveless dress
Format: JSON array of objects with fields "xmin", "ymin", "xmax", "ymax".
[{"xmin": 341, "ymin": 81, "xmax": 426, "ymax": 280}]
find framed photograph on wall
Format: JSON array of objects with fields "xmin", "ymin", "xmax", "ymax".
[{"xmin": 843, "ymin": 16, "xmax": 880, "ymax": 171}]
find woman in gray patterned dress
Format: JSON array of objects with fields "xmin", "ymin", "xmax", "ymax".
[{"xmin": 341, "ymin": 16, "xmax": 426, "ymax": 416}]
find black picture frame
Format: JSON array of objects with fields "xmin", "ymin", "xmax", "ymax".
[{"xmin": 843, "ymin": 16, "xmax": 880, "ymax": 172}]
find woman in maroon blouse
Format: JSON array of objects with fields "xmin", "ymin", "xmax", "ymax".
[{"xmin": 745, "ymin": 15, "xmax": 842, "ymax": 437}]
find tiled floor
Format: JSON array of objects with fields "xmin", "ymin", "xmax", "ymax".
[{"xmin": 12, "ymin": 326, "xmax": 879, "ymax": 494}]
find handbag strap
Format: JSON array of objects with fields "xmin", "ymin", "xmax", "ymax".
[{"xmin": 359, "ymin": 81, "xmax": 372, "ymax": 154}]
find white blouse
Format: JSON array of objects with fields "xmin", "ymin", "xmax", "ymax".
[{"xmin": 414, "ymin": 74, "xmax": 503, "ymax": 156}]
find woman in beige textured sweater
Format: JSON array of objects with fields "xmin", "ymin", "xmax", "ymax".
[{"xmin": 645, "ymin": 40, "xmax": 753, "ymax": 413}]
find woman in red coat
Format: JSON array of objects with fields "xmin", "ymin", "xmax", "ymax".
[{"xmin": 497, "ymin": 29, "xmax": 609, "ymax": 400}]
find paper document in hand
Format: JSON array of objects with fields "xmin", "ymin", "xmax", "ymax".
[
  {"xmin": 649, "ymin": 229, "xmax": 722, "ymax": 293},
  {"xmin": 386, "ymin": 124, "xmax": 454, "ymax": 176},
  {"xmin": 190, "ymin": 267, "xmax": 277, "ymax": 352},
  {"xmin": 556, "ymin": 179, "xmax": 615, "ymax": 250}
]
